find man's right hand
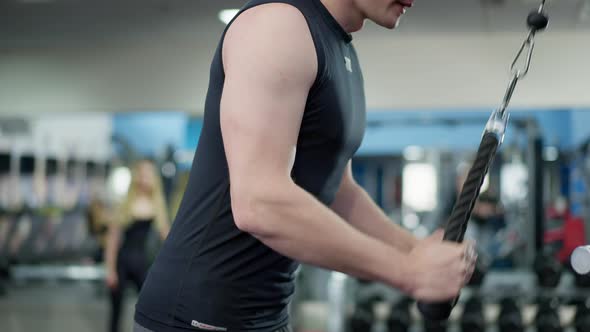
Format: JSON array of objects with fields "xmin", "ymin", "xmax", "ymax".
[{"xmin": 405, "ymin": 230, "xmax": 477, "ymax": 302}]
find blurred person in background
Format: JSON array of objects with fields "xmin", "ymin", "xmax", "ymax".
[
  {"xmin": 105, "ymin": 159, "xmax": 170, "ymax": 332},
  {"xmin": 467, "ymin": 193, "xmax": 509, "ymax": 267},
  {"xmin": 87, "ymin": 194, "xmax": 111, "ymax": 264},
  {"xmin": 169, "ymin": 171, "xmax": 190, "ymax": 221}
]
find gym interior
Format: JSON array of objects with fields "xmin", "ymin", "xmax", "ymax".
[{"xmin": 1, "ymin": 0, "xmax": 590, "ymax": 332}]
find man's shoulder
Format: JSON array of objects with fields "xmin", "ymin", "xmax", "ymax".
[
  {"xmin": 222, "ymin": 2, "xmax": 317, "ymax": 80},
  {"xmin": 227, "ymin": 2, "xmax": 309, "ymax": 35}
]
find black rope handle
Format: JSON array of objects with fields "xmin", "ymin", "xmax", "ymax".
[
  {"xmin": 417, "ymin": 132, "xmax": 500, "ymax": 321},
  {"xmin": 445, "ymin": 133, "xmax": 499, "ymax": 243}
]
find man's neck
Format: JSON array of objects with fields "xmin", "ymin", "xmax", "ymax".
[{"xmin": 320, "ymin": 0, "xmax": 365, "ymax": 33}]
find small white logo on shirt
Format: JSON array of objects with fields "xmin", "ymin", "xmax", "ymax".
[
  {"xmin": 344, "ymin": 56, "xmax": 353, "ymax": 73},
  {"xmin": 191, "ymin": 320, "xmax": 227, "ymax": 331}
]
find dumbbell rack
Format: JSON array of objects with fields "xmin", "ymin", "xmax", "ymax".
[{"xmin": 351, "ymin": 270, "xmax": 590, "ymax": 332}]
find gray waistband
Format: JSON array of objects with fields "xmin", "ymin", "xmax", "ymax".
[
  {"xmin": 134, "ymin": 321, "xmax": 155, "ymax": 332},
  {"xmin": 134, "ymin": 321, "xmax": 291, "ymax": 332}
]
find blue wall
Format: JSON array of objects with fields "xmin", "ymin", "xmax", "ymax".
[
  {"xmin": 571, "ymin": 109, "xmax": 590, "ymax": 146},
  {"xmin": 533, "ymin": 110, "xmax": 572, "ymax": 147},
  {"xmin": 113, "ymin": 112, "xmax": 188, "ymax": 157},
  {"xmin": 185, "ymin": 117, "xmax": 204, "ymax": 151},
  {"xmin": 357, "ymin": 109, "xmax": 574, "ymax": 156},
  {"xmin": 110, "ymin": 108, "xmax": 588, "ymax": 158}
]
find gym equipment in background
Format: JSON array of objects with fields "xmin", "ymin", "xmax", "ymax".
[
  {"xmin": 460, "ymin": 296, "xmax": 485, "ymax": 332},
  {"xmin": 498, "ymin": 297, "xmax": 524, "ymax": 332},
  {"xmin": 386, "ymin": 297, "xmax": 412, "ymax": 332},
  {"xmin": 572, "ymin": 245, "xmax": 590, "ymax": 275},
  {"xmin": 535, "ymin": 296, "xmax": 563, "ymax": 332}
]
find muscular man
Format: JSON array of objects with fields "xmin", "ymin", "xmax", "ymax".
[{"xmin": 134, "ymin": 0, "xmax": 477, "ymax": 331}]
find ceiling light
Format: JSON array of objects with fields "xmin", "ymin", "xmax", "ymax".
[{"xmin": 218, "ymin": 9, "xmax": 240, "ymax": 25}]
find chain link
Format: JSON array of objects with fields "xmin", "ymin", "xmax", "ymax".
[{"xmin": 510, "ymin": 32, "xmax": 535, "ymax": 80}]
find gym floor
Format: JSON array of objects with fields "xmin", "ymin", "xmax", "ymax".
[
  {"xmin": 0, "ymin": 276, "xmax": 585, "ymax": 332},
  {"xmin": 0, "ymin": 282, "xmax": 136, "ymax": 332}
]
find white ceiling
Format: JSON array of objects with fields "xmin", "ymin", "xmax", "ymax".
[
  {"xmin": 1, "ymin": 0, "xmax": 589, "ymax": 114},
  {"xmin": 0, "ymin": 0, "xmax": 588, "ymax": 48}
]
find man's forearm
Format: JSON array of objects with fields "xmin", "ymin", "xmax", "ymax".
[
  {"xmin": 331, "ymin": 182, "xmax": 418, "ymax": 253},
  {"xmin": 239, "ymin": 181, "xmax": 413, "ymax": 293}
]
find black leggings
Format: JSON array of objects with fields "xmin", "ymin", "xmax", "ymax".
[{"xmin": 110, "ymin": 252, "xmax": 150, "ymax": 332}]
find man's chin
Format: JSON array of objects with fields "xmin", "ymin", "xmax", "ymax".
[
  {"xmin": 369, "ymin": 14, "xmax": 402, "ymax": 30},
  {"xmin": 383, "ymin": 18, "xmax": 401, "ymax": 30},
  {"xmin": 383, "ymin": 12, "xmax": 403, "ymax": 29}
]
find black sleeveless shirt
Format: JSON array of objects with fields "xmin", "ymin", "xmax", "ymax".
[{"xmin": 135, "ymin": 0, "xmax": 366, "ymax": 330}]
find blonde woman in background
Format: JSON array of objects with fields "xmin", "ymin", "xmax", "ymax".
[
  {"xmin": 105, "ymin": 159, "xmax": 170, "ymax": 332},
  {"xmin": 169, "ymin": 170, "xmax": 190, "ymax": 221}
]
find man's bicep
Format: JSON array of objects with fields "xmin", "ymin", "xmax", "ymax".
[
  {"xmin": 220, "ymin": 74, "xmax": 303, "ymax": 186},
  {"xmin": 219, "ymin": 4, "xmax": 317, "ymax": 192}
]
